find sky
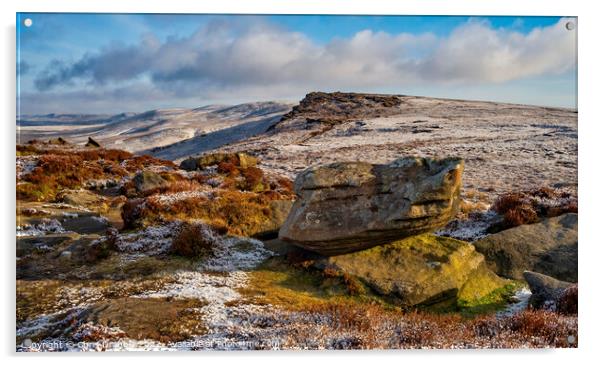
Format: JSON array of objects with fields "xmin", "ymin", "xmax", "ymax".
[{"xmin": 16, "ymin": 13, "xmax": 577, "ymax": 115}]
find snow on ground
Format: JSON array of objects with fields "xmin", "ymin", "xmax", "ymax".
[
  {"xmin": 497, "ymin": 287, "xmax": 532, "ymax": 318},
  {"xmin": 114, "ymin": 222, "xmax": 180, "ymax": 255},
  {"xmin": 150, "ymin": 190, "xmax": 210, "ymax": 205},
  {"xmin": 17, "ymin": 218, "xmax": 67, "ymax": 237},
  {"xmin": 16, "ymin": 156, "xmax": 38, "ymax": 179},
  {"xmin": 18, "ymin": 102, "xmax": 292, "ymax": 155},
  {"xmin": 436, "ymin": 210, "xmax": 500, "ymax": 242},
  {"xmin": 42, "ymin": 202, "xmax": 92, "ymax": 212},
  {"xmin": 218, "ymin": 96, "xmax": 577, "ymax": 202},
  {"xmin": 203, "ymin": 236, "xmax": 274, "ymax": 272}
]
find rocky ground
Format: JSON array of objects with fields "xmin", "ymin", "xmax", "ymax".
[
  {"xmin": 218, "ymin": 93, "xmax": 577, "ymax": 203},
  {"xmin": 15, "ymin": 92, "xmax": 578, "ymax": 351}
]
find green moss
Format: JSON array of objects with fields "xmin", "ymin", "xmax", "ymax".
[
  {"xmin": 458, "ymin": 263, "xmax": 510, "ymax": 304},
  {"xmin": 457, "ymin": 281, "xmax": 523, "ymax": 316},
  {"xmin": 242, "ymin": 257, "xmax": 394, "ymax": 311}
]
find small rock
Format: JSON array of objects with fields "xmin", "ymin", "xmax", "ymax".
[
  {"xmin": 523, "ymin": 271, "xmax": 571, "ymax": 311},
  {"xmin": 557, "ymin": 284, "xmax": 578, "ymax": 314},
  {"xmin": 85, "ymin": 137, "xmax": 101, "ymax": 148},
  {"xmin": 133, "ymin": 171, "xmax": 169, "ymax": 193},
  {"xmin": 58, "ymin": 189, "xmax": 105, "ymax": 208},
  {"xmin": 179, "ymin": 157, "xmax": 198, "ymax": 171},
  {"xmin": 59, "ymin": 250, "xmax": 72, "ymax": 260}
]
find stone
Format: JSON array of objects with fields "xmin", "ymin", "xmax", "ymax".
[
  {"xmin": 237, "ymin": 153, "xmax": 258, "ymax": 169},
  {"xmin": 557, "ymin": 283, "xmax": 578, "ymax": 314},
  {"xmin": 523, "ymin": 271, "xmax": 572, "ymax": 311},
  {"xmin": 133, "ymin": 171, "xmax": 168, "ymax": 194},
  {"xmin": 253, "ymin": 200, "xmax": 294, "ymax": 238},
  {"xmin": 58, "ymin": 189, "xmax": 106, "ymax": 208},
  {"xmin": 317, "ymin": 234, "xmax": 507, "ymax": 307},
  {"xmin": 473, "ymin": 213, "xmax": 577, "ymax": 282},
  {"xmin": 85, "ymin": 137, "xmax": 101, "ymax": 148},
  {"xmin": 278, "ymin": 156, "xmax": 464, "ymax": 255},
  {"xmin": 179, "ymin": 152, "xmax": 258, "ymax": 171},
  {"xmin": 179, "ymin": 157, "xmax": 198, "ymax": 171}
]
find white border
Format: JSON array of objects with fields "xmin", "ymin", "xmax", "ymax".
[{"xmin": 2, "ymin": 1, "xmax": 601, "ymax": 364}]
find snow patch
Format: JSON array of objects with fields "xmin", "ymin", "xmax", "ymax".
[
  {"xmin": 203, "ymin": 236, "xmax": 274, "ymax": 272},
  {"xmin": 497, "ymin": 287, "xmax": 532, "ymax": 318},
  {"xmin": 436, "ymin": 210, "xmax": 499, "ymax": 241},
  {"xmin": 16, "ymin": 156, "xmax": 38, "ymax": 179},
  {"xmin": 17, "ymin": 219, "xmax": 66, "ymax": 237},
  {"xmin": 114, "ymin": 222, "xmax": 179, "ymax": 255},
  {"xmin": 150, "ymin": 190, "xmax": 209, "ymax": 205}
]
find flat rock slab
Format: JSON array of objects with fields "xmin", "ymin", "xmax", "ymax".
[
  {"xmin": 279, "ymin": 156, "xmax": 464, "ymax": 255},
  {"xmin": 473, "ymin": 213, "xmax": 577, "ymax": 282},
  {"xmin": 317, "ymin": 234, "xmax": 507, "ymax": 307}
]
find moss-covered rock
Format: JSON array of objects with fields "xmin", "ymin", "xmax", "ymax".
[{"xmin": 317, "ymin": 234, "xmax": 508, "ymax": 308}]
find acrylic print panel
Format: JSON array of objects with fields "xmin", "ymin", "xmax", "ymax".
[{"xmin": 16, "ymin": 13, "xmax": 577, "ymax": 351}]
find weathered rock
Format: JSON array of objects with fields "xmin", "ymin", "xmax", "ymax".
[
  {"xmin": 58, "ymin": 189, "xmax": 106, "ymax": 208},
  {"xmin": 279, "ymin": 156, "xmax": 464, "ymax": 255},
  {"xmin": 179, "ymin": 152, "xmax": 259, "ymax": 171},
  {"xmin": 133, "ymin": 171, "xmax": 168, "ymax": 194},
  {"xmin": 523, "ymin": 271, "xmax": 571, "ymax": 311},
  {"xmin": 557, "ymin": 283, "xmax": 578, "ymax": 314},
  {"xmin": 237, "ymin": 153, "xmax": 259, "ymax": 169},
  {"xmin": 85, "ymin": 137, "xmax": 101, "ymax": 148},
  {"xmin": 317, "ymin": 234, "xmax": 507, "ymax": 307},
  {"xmin": 253, "ymin": 200, "xmax": 295, "ymax": 238},
  {"xmin": 473, "ymin": 213, "xmax": 577, "ymax": 282},
  {"xmin": 179, "ymin": 157, "xmax": 199, "ymax": 171}
]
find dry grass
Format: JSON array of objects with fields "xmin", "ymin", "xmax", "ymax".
[
  {"xmin": 132, "ymin": 189, "xmax": 290, "ymax": 236},
  {"xmin": 121, "ymin": 162, "xmax": 295, "ymax": 235},
  {"xmin": 279, "ymin": 303, "xmax": 578, "ymax": 349}
]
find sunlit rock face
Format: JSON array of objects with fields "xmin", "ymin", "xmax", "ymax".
[{"xmin": 279, "ymin": 156, "xmax": 464, "ymax": 256}]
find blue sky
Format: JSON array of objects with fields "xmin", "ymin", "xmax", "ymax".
[{"xmin": 17, "ymin": 14, "xmax": 577, "ymax": 114}]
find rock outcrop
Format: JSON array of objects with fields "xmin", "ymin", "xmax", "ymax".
[
  {"xmin": 473, "ymin": 213, "xmax": 577, "ymax": 282},
  {"xmin": 85, "ymin": 137, "xmax": 101, "ymax": 148},
  {"xmin": 278, "ymin": 156, "xmax": 464, "ymax": 255},
  {"xmin": 317, "ymin": 234, "xmax": 507, "ymax": 307},
  {"xmin": 58, "ymin": 189, "xmax": 106, "ymax": 208},
  {"xmin": 523, "ymin": 271, "xmax": 573, "ymax": 311},
  {"xmin": 179, "ymin": 152, "xmax": 258, "ymax": 171}
]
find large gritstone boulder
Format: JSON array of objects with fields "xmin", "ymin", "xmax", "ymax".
[
  {"xmin": 473, "ymin": 213, "xmax": 577, "ymax": 282},
  {"xmin": 317, "ymin": 234, "xmax": 507, "ymax": 307},
  {"xmin": 278, "ymin": 157, "xmax": 464, "ymax": 255}
]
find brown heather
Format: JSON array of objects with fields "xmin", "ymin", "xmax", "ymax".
[
  {"xmin": 171, "ymin": 222, "xmax": 216, "ymax": 258},
  {"xmin": 279, "ymin": 304, "xmax": 577, "ymax": 349},
  {"xmin": 491, "ymin": 187, "xmax": 577, "ymax": 230},
  {"xmin": 16, "ymin": 144, "xmax": 175, "ymax": 202}
]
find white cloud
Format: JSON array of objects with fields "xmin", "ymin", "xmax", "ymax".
[{"xmin": 26, "ymin": 17, "xmax": 576, "ymax": 113}]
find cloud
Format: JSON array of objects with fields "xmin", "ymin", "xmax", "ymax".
[{"xmin": 28, "ymin": 17, "xmax": 576, "ymax": 112}]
